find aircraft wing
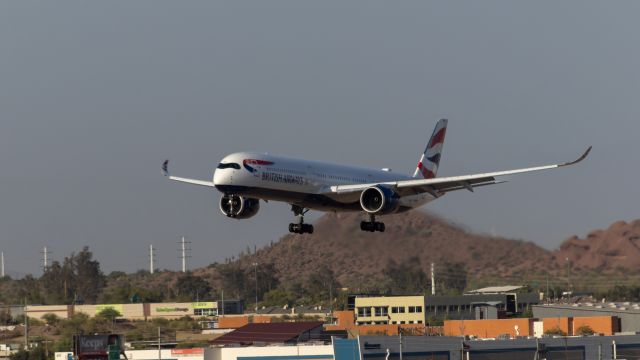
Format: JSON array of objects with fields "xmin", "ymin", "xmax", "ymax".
[
  {"xmin": 329, "ymin": 146, "xmax": 591, "ymax": 197},
  {"xmin": 162, "ymin": 160, "xmax": 216, "ymax": 188}
]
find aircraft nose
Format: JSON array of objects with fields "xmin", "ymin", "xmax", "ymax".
[{"xmin": 213, "ymin": 168, "xmax": 229, "ymax": 186}]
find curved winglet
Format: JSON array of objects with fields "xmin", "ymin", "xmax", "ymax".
[
  {"xmin": 162, "ymin": 159, "xmax": 170, "ymax": 176},
  {"xmin": 560, "ymin": 146, "xmax": 592, "ymax": 167}
]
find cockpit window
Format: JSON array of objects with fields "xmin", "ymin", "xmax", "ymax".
[{"xmin": 217, "ymin": 163, "xmax": 241, "ymax": 170}]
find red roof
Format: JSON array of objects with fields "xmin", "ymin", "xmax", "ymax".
[{"xmin": 211, "ymin": 321, "xmax": 324, "ymax": 345}]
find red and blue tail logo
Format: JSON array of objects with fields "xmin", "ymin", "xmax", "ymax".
[
  {"xmin": 243, "ymin": 159, "xmax": 274, "ymax": 173},
  {"xmin": 414, "ymin": 119, "xmax": 448, "ymax": 179}
]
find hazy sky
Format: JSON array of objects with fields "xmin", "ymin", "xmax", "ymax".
[{"xmin": 1, "ymin": 1, "xmax": 639, "ymax": 277}]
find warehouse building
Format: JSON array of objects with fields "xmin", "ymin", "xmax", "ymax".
[
  {"xmin": 533, "ymin": 302, "xmax": 640, "ymax": 332},
  {"xmin": 53, "ymin": 333, "xmax": 640, "ymax": 360},
  {"xmin": 348, "ymin": 288, "xmax": 540, "ymax": 324},
  {"xmin": 444, "ymin": 315, "xmax": 620, "ymax": 338}
]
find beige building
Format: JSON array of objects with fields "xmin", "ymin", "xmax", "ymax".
[
  {"xmin": 354, "ymin": 295, "xmax": 425, "ymax": 325},
  {"xmin": 75, "ymin": 304, "xmax": 146, "ymax": 320},
  {"xmin": 24, "ymin": 305, "xmax": 72, "ymax": 320},
  {"xmin": 149, "ymin": 302, "xmax": 218, "ymax": 319},
  {"xmin": 26, "ymin": 301, "xmax": 219, "ymax": 321}
]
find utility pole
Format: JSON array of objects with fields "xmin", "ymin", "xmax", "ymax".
[
  {"xmin": 149, "ymin": 245, "xmax": 156, "ymax": 274},
  {"xmin": 399, "ymin": 331, "xmax": 403, "ymax": 360},
  {"xmin": 24, "ymin": 298, "xmax": 28, "ymax": 348},
  {"xmin": 179, "ymin": 237, "xmax": 191, "ymax": 273},
  {"xmin": 253, "ymin": 262, "xmax": 258, "ymax": 312},
  {"xmin": 546, "ymin": 273, "xmax": 550, "ymax": 302},
  {"xmin": 566, "ymin": 257, "xmax": 571, "ymax": 294},
  {"xmin": 430, "ymin": 262, "xmax": 436, "ymax": 296},
  {"xmin": 157, "ymin": 327, "xmax": 161, "ymax": 360},
  {"xmin": 1, "ymin": 251, "xmax": 4, "ymax": 278},
  {"xmin": 329, "ymin": 280, "xmax": 333, "ymax": 316},
  {"xmin": 221, "ymin": 289, "xmax": 225, "ymax": 316}
]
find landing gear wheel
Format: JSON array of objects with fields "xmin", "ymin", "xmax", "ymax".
[
  {"xmin": 288, "ymin": 223, "xmax": 314, "ymax": 234},
  {"xmin": 303, "ymin": 224, "xmax": 314, "ymax": 234},
  {"xmin": 360, "ymin": 214, "xmax": 385, "ymax": 232},
  {"xmin": 288, "ymin": 205, "xmax": 313, "ymax": 234}
]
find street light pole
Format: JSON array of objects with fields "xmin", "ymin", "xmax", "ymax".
[{"xmin": 253, "ymin": 262, "xmax": 258, "ymax": 312}]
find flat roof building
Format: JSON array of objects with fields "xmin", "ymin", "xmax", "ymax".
[
  {"xmin": 533, "ymin": 302, "xmax": 640, "ymax": 332},
  {"xmin": 25, "ymin": 300, "xmax": 243, "ymax": 321},
  {"xmin": 353, "ymin": 295, "xmax": 425, "ymax": 326}
]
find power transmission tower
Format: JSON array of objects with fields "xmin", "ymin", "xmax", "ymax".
[
  {"xmin": 41, "ymin": 246, "xmax": 52, "ymax": 273},
  {"xmin": 178, "ymin": 236, "xmax": 191, "ymax": 273},
  {"xmin": 149, "ymin": 244, "xmax": 156, "ymax": 274}
]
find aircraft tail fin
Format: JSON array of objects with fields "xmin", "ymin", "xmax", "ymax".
[{"xmin": 413, "ymin": 119, "xmax": 448, "ymax": 178}]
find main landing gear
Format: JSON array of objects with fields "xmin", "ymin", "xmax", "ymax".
[
  {"xmin": 288, "ymin": 205, "xmax": 314, "ymax": 234},
  {"xmin": 360, "ymin": 214, "xmax": 385, "ymax": 232}
]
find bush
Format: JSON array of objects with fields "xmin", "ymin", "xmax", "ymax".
[
  {"xmin": 42, "ymin": 313, "xmax": 60, "ymax": 326},
  {"xmin": 544, "ymin": 326, "xmax": 567, "ymax": 336},
  {"xmin": 575, "ymin": 325, "xmax": 595, "ymax": 336}
]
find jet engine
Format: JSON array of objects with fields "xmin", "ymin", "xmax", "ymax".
[
  {"xmin": 219, "ymin": 195, "xmax": 260, "ymax": 219},
  {"xmin": 359, "ymin": 185, "xmax": 400, "ymax": 215}
]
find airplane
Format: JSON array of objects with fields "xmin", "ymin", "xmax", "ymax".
[{"xmin": 163, "ymin": 119, "xmax": 591, "ymax": 234}]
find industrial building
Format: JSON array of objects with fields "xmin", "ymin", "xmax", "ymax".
[
  {"xmin": 25, "ymin": 300, "xmax": 243, "ymax": 321},
  {"xmin": 51, "ymin": 334, "xmax": 640, "ymax": 360},
  {"xmin": 444, "ymin": 316, "xmax": 619, "ymax": 338},
  {"xmin": 347, "ymin": 288, "xmax": 540, "ymax": 325},
  {"xmin": 533, "ymin": 302, "xmax": 640, "ymax": 332}
]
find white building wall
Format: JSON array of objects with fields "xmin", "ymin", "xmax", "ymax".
[
  {"xmin": 124, "ymin": 349, "xmax": 205, "ymax": 360},
  {"xmin": 209, "ymin": 344, "xmax": 333, "ymax": 360}
]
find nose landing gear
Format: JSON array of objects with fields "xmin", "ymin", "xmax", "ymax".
[
  {"xmin": 360, "ymin": 214, "xmax": 385, "ymax": 232},
  {"xmin": 289, "ymin": 205, "xmax": 314, "ymax": 234}
]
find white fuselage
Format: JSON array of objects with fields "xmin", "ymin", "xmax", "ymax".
[{"xmin": 213, "ymin": 152, "xmax": 436, "ymax": 212}]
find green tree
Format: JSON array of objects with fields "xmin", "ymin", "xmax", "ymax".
[
  {"xmin": 217, "ymin": 263, "xmax": 247, "ymax": 299},
  {"xmin": 10, "ymin": 346, "xmax": 46, "ymax": 360},
  {"xmin": 41, "ymin": 261, "xmax": 68, "ymax": 304},
  {"xmin": 73, "ymin": 247, "xmax": 106, "ymax": 303},
  {"xmin": 16, "ymin": 275, "xmax": 43, "ymax": 304},
  {"xmin": 97, "ymin": 307, "xmax": 122, "ymax": 322},
  {"xmin": 437, "ymin": 261, "xmax": 468, "ymax": 295},
  {"xmin": 382, "ymin": 257, "xmax": 429, "ymax": 294},
  {"xmin": 42, "ymin": 313, "xmax": 61, "ymax": 326},
  {"xmin": 262, "ymin": 288, "xmax": 297, "ymax": 307},
  {"xmin": 174, "ymin": 273, "xmax": 211, "ymax": 301},
  {"xmin": 304, "ymin": 264, "xmax": 340, "ymax": 304}
]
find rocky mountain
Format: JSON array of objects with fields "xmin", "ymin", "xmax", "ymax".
[
  {"xmin": 229, "ymin": 211, "xmax": 559, "ymax": 288},
  {"xmin": 554, "ymin": 219, "xmax": 640, "ymax": 272},
  {"xmin": 224, "ymin": 211, "xmax": 640, "ymax": 290}
]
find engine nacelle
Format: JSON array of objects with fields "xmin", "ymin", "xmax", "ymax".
[
  {"xmin": 219, "ymin": 195, "xmax": 260, "ymax": 219},
  {"xmin": 359, "ymin": 185, "xmax": 400, "ymax": 215}
]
